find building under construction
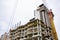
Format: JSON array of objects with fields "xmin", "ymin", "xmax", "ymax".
[{"xmin": 10, "ymin": 4, "xmax": 58, "ymax": 40}]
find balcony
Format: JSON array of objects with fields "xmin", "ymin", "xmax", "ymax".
[
  {"xmin": 14, "ymin": 35, "xmax": 20, "ymax": 39},
  {"xmin": 15, "ymin": 32, "xmax": 20, "ymax": 36},
  {"xmin": 25, "ymin": 30, "xmax": 33, "ymax": 36},
  {"xmin": 42, "ymin": 30, "xmax": 47, "ymax": 36},
  {"xmin": 34, "ymin": 27, "xmax": 38, "ymax": 33}
]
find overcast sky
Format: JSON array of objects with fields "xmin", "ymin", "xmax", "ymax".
[{"xmin": 0, "ymin": 0, "xmax": 60, "ymax": 40}]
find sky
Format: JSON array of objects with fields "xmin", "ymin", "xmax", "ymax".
[{"xmin": 0, "ymin": 0, "xmax": 60, "ymax": 40}]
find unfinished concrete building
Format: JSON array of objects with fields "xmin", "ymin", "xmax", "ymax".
[
  {"xmin": 9, "ymin": 4, "xmax": 54, "ymax": 40},
  {"xmin": 0, "ymin": 32, "xmax": 10, "ymax": 40}
]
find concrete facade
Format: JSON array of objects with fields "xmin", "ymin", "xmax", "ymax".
[
  {"xmin": 0, "ymin": 32, "xmax": 10, "ymax": 40},
  {"xmin": 9, "ymin": 4, "xmax": 54, "ymax": 40}
]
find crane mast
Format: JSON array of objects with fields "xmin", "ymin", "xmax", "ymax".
[
  {"xmin": 48, "ymin": 9, "xmax": 58, "ymax": 40},
  {"xmin": 42, "ymin": 0, "xmax": 58, "ymax": 40}
]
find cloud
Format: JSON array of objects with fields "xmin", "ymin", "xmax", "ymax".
[
  {"xmin": 0, "ymin": 21, "xmax": 8, "ymax": 35},
  {"xmin": 0, "ymin": 0, "xmax": 17, "ymax": 35}
]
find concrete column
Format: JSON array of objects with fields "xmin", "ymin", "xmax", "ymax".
[
  {"xmin": 39, "ymin": 21, "xmax": 42, "ymax": 40},
  {"xmin": 33, "ymin": 26, "xmax": 34, "ymax": 37},
  {"xmin": 39, "ymin": 24, "xmax": 41, "ymax": 36},
  {"xmin": 40, "ymin": 37, "xmax": 42, "ymax": 40},
  {"xmin": 24, "ymin": 30, "xmax": 25, "ymax": 39},
  {"xmin": 38, "ymin": 37, "xmax": 40, "ymax": 40},
  {"xmin": 37, "ymin": 20, "xmax": 39, "ymax": 35}
]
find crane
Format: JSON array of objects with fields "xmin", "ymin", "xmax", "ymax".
[
  {"xmin": 42, "ymin": 0, "xmax": 58, "ymax": 40},
  {"xmin": 48, "ymin": 9, "xmax": 58, "ymax": 40}
]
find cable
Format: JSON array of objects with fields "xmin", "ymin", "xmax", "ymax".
[{"xmin": 8, "ymin": 0, "xmax": 18, "ymax": 30}]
